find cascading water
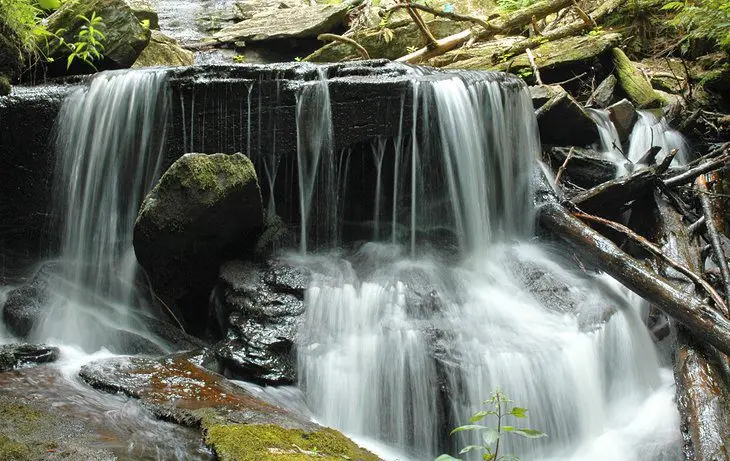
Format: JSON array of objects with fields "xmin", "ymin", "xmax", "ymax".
[
  {"xmin": 627, "ymin": 110, "xmax": 691, "ymax": 165},
  {"xmin": 587, "ymin": 108, "xmax": 631, "ymax": 176},
  {"xmin": 34, "ymin": 69, "xmax": 172, "ymax": 352},
  {"xmin": 296, "ymin": 72, "xmax": 681, "ymax": 460}
]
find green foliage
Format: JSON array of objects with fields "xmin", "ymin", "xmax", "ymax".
[
  {"xmin": 57, "ymin": 11, "xmax": 106, "ymax": 70},
  {"xmin": 232, "ymin": 54, "xmax": 246, "ymax": 63},
  {"xmin": 0, "ymin": 0, "xmax": 52, "ymax": 51},
  {"xmin": 663, "ymin": 0, "xmax": 730, "ymax": 51},
  {"xmin": 435, "ymin": 390, "xmax": 546, "ymax": 461},
  {"xmin": 496, "ymin": 0, "xmax": 537, "ymax": 12}
]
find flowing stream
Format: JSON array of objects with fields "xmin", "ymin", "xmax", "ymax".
[{"xmin": 1, "ymin": 65, "xmax": 683, "ymax": 460}]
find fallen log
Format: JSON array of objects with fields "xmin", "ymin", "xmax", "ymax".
[
  {"xmin": 651, "ymin": 192, "xmax": 730, "ymax": 461},
  {"xmin": 537, "ymin": 197, "xmax": 730, "ymax": 357},
  {"xmin": 570, "ymin": 166, "xmax": 655, "ymax": 213},
  {"xmin": 664, "ymin": 153, "xmax": 730, "ymax": 187},
  {"xmin": 397, "ymin": 0, "xmax": 572, "ymax": 63}
]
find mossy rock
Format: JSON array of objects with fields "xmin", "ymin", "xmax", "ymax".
[
  {"xmin": 134, "ymin": 153, "xmax": 264, "ymax": 306},
  {"xmin": 43, "ymin": 0, "xmax": 150, "ymax": 69},
  {"xmin": 205, "ymin": 423, "xmax": 380, "ymax": 461},
  {"xmin": 0, "ymin": 19, "xmax": 24, "ymax": 80},
  {"xmin": 0, "ymin": 435, "xmax": 30, "ymax": 461},
  {"xmin": 125, "ymin": 0, "xmax": 159, "ymax": 29},
  {"xmin": 0, "ymin": 75, "xmax": 10, "ymax": 96},
  {"xmin": 305, "ymin": 18, "xmax": 464, "ymax": 62},
  {"xmin": 611, "ymin": 47, "xmax": 666, "ymax": 108},
  {"xmin": 133, "ymin": 30, "xmax": 194, "ymax": 68},
  {"xmin": 443, "ymin": 32, "xmax": 621, "ymax": 84}
]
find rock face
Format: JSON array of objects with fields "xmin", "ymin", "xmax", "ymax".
[
  {"xmin": 212, "ymin": 259, "xmax": 310, "ymax": 384},
  {"xmin": 134, "ymin": 153, "xmax": 264, "ymax": 319},
  {"xmin": 0, "ymin": 18, "xmax": 24, "ymax": 92},
  {"xmin": 44, "ymin": 0, "xmax": 150, "ymax": 69},
  {"xmin": 0, "ymin": 344, "xmax": 60, "ymax": 372},
  {"xmin": 79, "ymin": 354, "xmax": 379, "ymax": 460},
  {"xmin": 133, "ymin": 30, "xmax": 194, "ymax": 68},
  {"xmin": 2, "ymin": 263, "xmax": 58, "ymax": 338},
  {"xmin": 125, "ymin": 0, "xmax": 159, "ymax": 29},
  {"xmin": 533, "ymin": 85, "xmax": 599, "ymax": 146},
  {"xmin": 213, "ymin": 2, "xmax": 351, "ymax": 44},
  {"xmin": 606, "ymin": 98, "xmax": 637, "ymax": 142}
]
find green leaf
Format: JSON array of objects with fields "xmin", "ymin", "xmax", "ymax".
[
  {"xmin": 482, "ymin": 428, "xmax": 500, "ymax": 445},
  {"xmin": 66, "ymin": 52, "xmax": 75, "ymax": 69},
  {"xmin": 435, "ymin": 455, "xmax": 461, "ymax": 461},
  {"xmin": 510, "ymin": 428, "xmax": 547, "ymax": 439},
  {"xmin": 483, "ymin": 453, "xmax": 496, "ymax": 461},
  {"xmin": 36, "ymin": 0, "xmax": 61, "ymax": 10},
  {"xmin": 459, "ymin": 445, "xmax": 485, "ymax": 454},
  {"xmin": 469, "ymin": 410, "xmax": 491, "ymax": 423},
  {"xmin": 450, "ymin": 425, "xmax": 488, "ymax": 435},
  {"xmin": 510, "ymin": 407, "xmax": 528, "ymax": 418}
]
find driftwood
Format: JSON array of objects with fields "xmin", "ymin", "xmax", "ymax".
[
  {"xmin": 651, "ymin": 192, "xmax": 730, "ymax": 461},
  {"xmin": 664, "ymin": 153, "xmax": 730, "ymax": 187},
  {"xmin": 538, "ymin": 197, "xmax": 730, "ymax": 357},
  {"xmin": 570, "ymin": 166, "xmax": 655, "ymax": 212}
]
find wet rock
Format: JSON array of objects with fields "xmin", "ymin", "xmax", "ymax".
[
  {"xmin": 589, "ymin": 74, "xmax": 617, "ymax": 108},
  {"xmin": 213, "ymin": 2, "xmax": 352, "ymax": 44},
  {"xmin": 0, "ymin": 18, "xmax": 24, "ymax": 83},
  {"xmin": 133, "ymin": 30, "xmax": 194, "ymax": 68},
  {"xmin": 607, "ymin": 98, "xmax": 637, "ymax": 142},
  {"xmin": 233, "ymin": 0, "xmax": 305, "ymax": 21},
  {"xmin": 529, "ymin": 84, "xmax": 564, "ymax": 109},
  {"xmin": 44, "ymin": 0, "xmax": 151, "ymax": 70},
  {"xmin": 212, "ymin": 259, "xmax": 310, "ymax": 384},
  {"xmin": 125, "ymin": 0, "xmax": 159, "ymax": 29},
  {"xmin": 134, "ymin": 153, "xmax": 264, "ymax": 317},
  {"xmin": 79, "ymin": 354, "xmax": 379, "ymax": 460},
  {"xmin": 534, "ymin": 85, "xmax": 599, "ymax": 146},
  {"xmin": 2, "ymin": 262, "xmax": 58, "ymax": 337},
  {"xmin": 0, "ymin": 344, "xmax": 60, "ymax": 372},
  {"xmin": 544, "ymin": 146, "xmax": 618, "ymax": 188},
  {"xmin": 0, "ymin": 393, "xmax": 116, "ymax": 460}
]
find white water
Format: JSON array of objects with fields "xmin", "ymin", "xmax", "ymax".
[
  {"xmin": 587, "ymin": 108, "xmax": 631, "ymax": 176},
  {"xmin": 295, "ymin": 73, "xmax": 681, "ymax": 460},
  {"xmin": 33, "ymin": 70, "xmax": 172, "ymax": 352},
  {"xmin": 627, "ymin": 110, "xmax": 691, "ymax": 165}
]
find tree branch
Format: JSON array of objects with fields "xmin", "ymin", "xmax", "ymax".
[{"xmin": 317, "ymin": 33, "xmax": 370, "ymax": 59}]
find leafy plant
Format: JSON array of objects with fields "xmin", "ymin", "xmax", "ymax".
[
  {"xmin": 662, "ymin": 0, "xmax": 730, "ymax": 51},
  {"xmin": 57, "ymin": 11, "xmax": 106, "ymax": 70},
  {"xmin": 232, "ymin": 54, "xmax": 246, "ymax": 63},
  {"xmin": 435, "ymin": 390, "xmax": 546, "ymax": 461},
  {"xmin": 0, "ymin": 0, "xmax": 52, "ymax": 51}
]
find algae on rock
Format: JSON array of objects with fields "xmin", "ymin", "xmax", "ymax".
[
  {"xmin": 133, "ymin": 30, "xmax": 194, "ymax": 68},
  {"xmin": 611, "ymin": 47, "xmax": 666, "ymax": 108}
]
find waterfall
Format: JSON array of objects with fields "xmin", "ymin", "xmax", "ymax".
[
  {"xmin": 297, "ymin": 72, "xmax": 680, "ymax": 460},
  {"xmin": 34, "ymin": 69, "xmax": 171, "ymax": 352},
  {"xmin": 627, "ymin": 110, "xmax": 691, "ymax": 165},
  {"xmin": 586, "ymin": 108, "xmax": 630, "ymax": 177}
]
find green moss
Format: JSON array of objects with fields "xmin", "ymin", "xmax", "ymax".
[
  {"xmin": 611, "ymin": 47, "xmax": 666, "ymax": 108},
  {"xmin": 205, "ymin": 423, "xmax": 380, "ymax": 461},
  {"xmin": 0, "ymin": 435, "xmax": 30, "ymax": 461}
]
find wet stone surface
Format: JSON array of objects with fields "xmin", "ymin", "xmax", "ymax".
[
  {"xmin": 0, "ymin": 343, "xmax": 60, "ymax": 372},
  {"xmin": 212, "ymin": 259, "xmax": 311, "ymax": 384}
]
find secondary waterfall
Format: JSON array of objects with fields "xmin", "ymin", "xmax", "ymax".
[
  {"xmin": 296, "ymin": 72, "xmax": 680, "ymax": 460},
  {"xmin": 33, "ymin": 69, "xmax": 171, "ymax": 352}
]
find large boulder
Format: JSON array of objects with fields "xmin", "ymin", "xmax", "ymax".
[
  {"xmin": 43, "ymin": 0, "xmax": 150, "ymax": 69},
  {"xmin": 212, "ymin": 259, "xmax": 310, "ymax": 384},
  {"xmin": 132, "ymin": 30, "xmax": 194, "ymax": 68},
  {"xmin": 2, "ymin": 263, "xmax": 58, "ymax": 338},
  {"xmin": 134, "ymin": 153, "xmax": 264, "ymax": 319},
  {"xmin": 79, "ymin": 354, "xmax": 380, "ymax": 460},
  {"xmin": 213, "ymin": 2, "xmax": 352, "ymax": 44}
]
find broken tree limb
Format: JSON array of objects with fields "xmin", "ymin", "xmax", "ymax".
[
  {"xmin": 402, "ymin": 2, "xmax": 438, "ymax": 49},
  {"xmin": 317, "ymin": 34, "xmax": 370, "ymax": 59},
  {"xmin": 537, "ymin": 198, "xmax": 730, "ymax": 357},
  {"xmin": 664, "ymin": 154, "xmax": 730, "ymax": 187},
  {"xmin": 526, "ymin": 48, "xmax": 543, "ymax": 84},
  {"xmin": 651, "ymin": 192, "xmax": 730, "ymax": 461},
  {"xmin": 697, "ymin": 173, "xmax": 730, "ymax": 312},
  {"xmin": 397, "ymin": 0, "xmax": 573, "ymax": 63},
  {"xmin": 554, "ymin": 146, "xmax": 574, "ymax": 184},
  {"xmin": 688, "ymin": 216, "xmax": 706, "ymax": 235},
  {"xmin": 573, "ymin": 211, "xmax": 728, "ymax": 313},
  {"xmin": 570, "ymin": 166, "xmax": 655, "ymax": 213},
  {"xmin": 386, "ymin": 3, "xmax": 493, "ymax": 32}
]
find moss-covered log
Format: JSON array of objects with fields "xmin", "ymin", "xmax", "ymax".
[{"xmin": 611, "ymin": 47, "xmax": 666, "ymax": 108}]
